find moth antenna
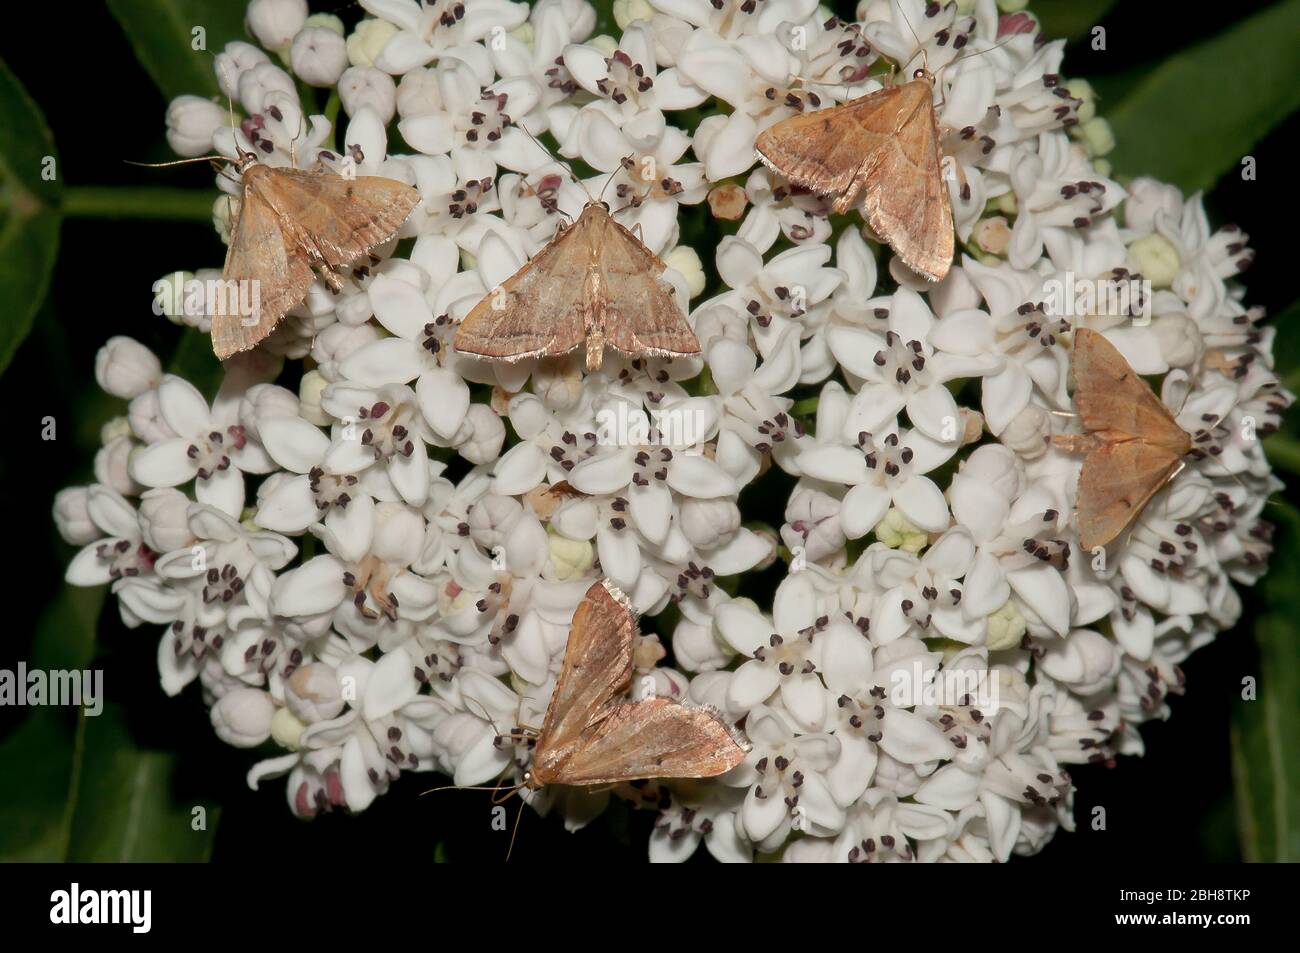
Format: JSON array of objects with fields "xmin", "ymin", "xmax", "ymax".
[
  {"xmin": 893, "ymin": 0, "xmax": 927, "ymax": 65},
  {"xmin": 517, "ymin": 123, "xmax": 593, "ymax": 203},
  {"xmin": 205, "ymin": 48, "xmax": 245, "ymax": 158},
  {"xmin": 505, "ymin": 794, "xmax": 528, "ymax": 862},
  {"xmin": 420, "ymin": 781, "xmax": 507, "ymax": 795},
  {"xmin": 596, "ymin": 164, "xmax": 620, "ymax": 206},
  {"xmin": 459, "ymin": 696, "xmax": 502, "ymax": 736},
  {"xmin": 491, "ymin": 780, "xmax": 527, "ymax": 805},
  {"xmin": 123, "ymin": 156, "xmax": 229, "ymax": 169},
  {"xmin": 930, "ymin": 35, "xmax": 1020, "ymax": 86}
]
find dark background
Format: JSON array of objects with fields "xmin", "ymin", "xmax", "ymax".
[{"xmin": 0, "ymin": 0, "xmax": 1295, "ymax": 863}]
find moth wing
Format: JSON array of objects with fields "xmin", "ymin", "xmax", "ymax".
[
  {"xmin": 856, "ymin": 81, "xmax": 953, "ymax": 282},
  {"xmin": 1076, "ymin": 439, "xmax": 1184, "ymax": 551},
  {"xmin": 754, "ymin": 86, "xmax": 910, "ymax": 214},
  {"xmin": 453, "ymin": 217, "xmax": 588, "ymax": 363},
  {"xmin": 1072, "ymin": 329, "xmax": 1192, "ymax": 455},
  {"xmin": 600, "ymin": 215, "xmax": 701, "ymax": 361},
  {"xmin": 532, "ymin": 580, "xmax": 636, "ymax": 777},
  {"xmin": 250, "ymin": 166, "xmax": 420, "ymax": 267},
  {"xmin": 545, "ymin": 698, "xmax": 748, "ymax": 787},
  {"xmin": 212, "ymin": 187, "xmax": 312, "ymax": 360}
]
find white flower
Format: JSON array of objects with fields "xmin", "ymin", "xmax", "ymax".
[
  {"xmin": 360, "ymin": 0, "xmax": 530, "ymax": 74},
  {"xmin": 733, "ymin": 703, "xmax": 844, "ymax": 849},
  {"xmin": 797, "ymin": 383, "xmax": 954, "ymax": 536},
  {"xmin": 128, "ymin": 375, "xmax": 272, "ymax": 518}
]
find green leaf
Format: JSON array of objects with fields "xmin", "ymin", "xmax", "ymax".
[
  {"xmin": 1033, "ymin": 0, "xmax": 1118, "ymax": 42},
  {"xmin": 592, "ymin": 0, "xmax": 619, "ymax": 37},
  {"xmin": 106, "ymin": 0, "xmax": 248, "ymax": 102},
  {"xmin": 1232, "ymin": 501, "xmax": 1300, "ymax": 861},
  {"xmin": 65, "ymin": 703, "xmax": 220, "ymax": 862},
  {"xmin": 0, "ymin": 57, "xmax": 61, "ymax": 378},
  {"xmin": 0, "ymin": 586, "xmax": 104, "ymax": 861},
  {"xmin": 1104, "ymin": 0, "xmax": 1300, "ymax": 192},
  {"xmin": 1270, "ymin": 298, "xmax": 1300, "ymax": 392}
]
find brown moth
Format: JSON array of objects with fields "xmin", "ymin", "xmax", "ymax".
[
  {"xmin": 754, "ymin": 71, "xmax": 954, "ymax": 281},
  {"xmin": 213, "ymin": 153, "xmax": 420, "ymax": 360},
  {"xmin": 519, "ymin": 579, "xmax": 748, "ymax": 790},
  {"xmin": 1054, "ymin": 328, "xmax": 1193, "ymax": 551},
  {"xmin": 453, "ymin": 201, "xmax": 701, "ymax": 371}
]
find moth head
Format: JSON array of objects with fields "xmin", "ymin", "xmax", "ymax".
[
  {"xmin": 913, "ymin": 66, "xmax": 936, "ymax": 85},
  {"xmin": 235, "ymin": 150, "xmax": 259, "ymax": 173}
]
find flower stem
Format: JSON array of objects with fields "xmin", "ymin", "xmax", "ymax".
[{"xmin": 61, "ymin": 186, "xmax": 213, "ymax": 222}]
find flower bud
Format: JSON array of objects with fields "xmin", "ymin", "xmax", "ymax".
[
  {"xmin": 95, "ymin": 436, "xmax": 140, "ymax": 497},
  {"xmin": 291, "ymin": 25, "xmax": 348, "ymax": 87},
  {"xmin": 347, "ymin": 18, "xmax": 399, "ymax": 69},
  {"xmin": 53, "ymin": 487, "xmax": 97, "ymax": 545},
  {"xmin": 1124, "ymin": 177, "xmax": 1183, "ymax": 234},
  {"xmin": 973, "ymin": 216, "xmax": 1011, "ymax": 256},
  {"xmin": 239, "ymin": 383, "xmax": 300, "ymax": 440},
  {"xmin": 138, "ymin": 487, "xmax": 196, "ymax": 553},
  {"xmin": 986, "ymin": 600, "xmax": 1027, "ymax": 651},
  {"xmin": 1128, "ymin": 233, "xmax": 1180, "ymax": 289},
  {"xmin": 214, "ymin": 41, "xmax": 271, "ymax": 99},
  {"xmin": 270, "ymin": 706, "xmax": 306, "ymax": 750},
  {"xmin": 672, "ymin": 618, "xmax": 735, "ymax": 671},
  {"xmin": 873, "ymin": 508, "xmax": 927, "ymax": 553},
  {"xmin": 286, "ymin": 663, "xmax": 345, "ymax": 723},
  {"xmin": 459, "ymin": 404, "xmax": 505, "ymax": 464},
  {"xmin": 533, "ymin": 360, "xmax": 584, "ymax": 410},
  {"xmin": 548, "ymin": 529, "xmax": 594, "ymax": 580},
  {"xmin": 707, "ymin": 184, "xmax": 747, "ymax": 221},
  {"xmin": 1062, "ymin": 78, "xmax": 1096, "ymax": 123},
  {"xmin": 297, "ymin": 370, "xmax": 331, "ymax": 425},
  {"xmin": 311, "ymin": 322, "xmax": 379, "ymax": 381},
  {"xmin": 1078, "ymin": 117, "xmax": 1114, "ymax": 158},
  {"xmin": 100, "ymin": 416, "xmax": 132, "ymax": 445},
  {"xmin": 95, "ymin": 336, "xmax": 162, "ymax": 399},
  {"xmin": 507, "ymin": 393, "xmax": 551, "ymax": 440},
  {"xmin": 246, "ymin": 0, "xmax": 308, "ymax": 54},
  {"xmin": 1039, "ymin": 628, "xmax": 1119, "ymax": 693},
  {"xmin": 664, "ymin": 245, "xmax": 706, "ymax": 298},
  {"xmin": 372, "ymin": 503, "xmax": 426, "ymax": 566},
  {"xmin": 338, "ymin": 66, "xmax": 397, "ymax": 123},
  {"xmin": 1151, "ymin": 313, "xmax": 1203, "ymax": 369},
  {"xmin": 128, "ymin": 389, "xmax": 176, "ymax": 444},
  {"xmin": 165, "ymin": 95, "xmax": 226, "ymax": 157},
  {"xmin": 680, "ymin": 498, "xmax": 740, "ymax": 548},
  {"xmin": 1000, "ymin": 404, "xmax": 1051, "ymax": 458},
  {"xmin": 614, "ymin": 0, "xmax": 655, "ymax": 29},
  {"xmin": 211, "ymin": 687, "xmax": 276, "ymax": 747}
]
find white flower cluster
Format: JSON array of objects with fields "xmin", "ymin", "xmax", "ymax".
[{"xmin": 56, "ymin": 0, "xmax": 1288, "ymax": 862}]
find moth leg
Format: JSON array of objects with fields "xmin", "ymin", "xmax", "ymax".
[
  {"xmin": 319, "ymin": 264, "xmax": 346, "ymax": 293},
  {"xmin": 1052, "ymin": 434, "xmax": 1100, "ymax": 454},
  {"xmin": 942, "ymin": 153, "xmax": 969, "ymax": 202}
]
